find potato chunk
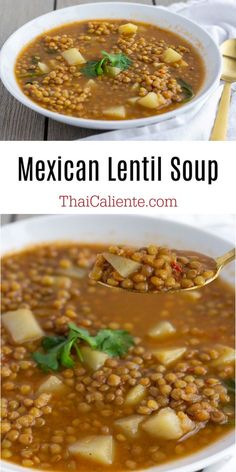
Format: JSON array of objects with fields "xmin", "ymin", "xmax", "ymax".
[
  {"xmin": 152, "ymin": 347, "xmax": 186, "ymax": 366},
  {"xmin": 148, "ymin": 321, "xmax": 176, "ymax": 339},
  {"xmin": 119, "ymin": 23, "xmax": 138, "ymax": 36},
  {"xmin": 125, "ymin": 384, "xmax": 146, "ymax": 406},
  {"xmin": 37, "ymin": 376, "xmax": 65, "ymax": 395},
  {"xmin": 105, "ymin": 66, "xmax": 121, "ymax": 77},
  {"xmin": 86, "ymin": 79, "xmax": 97, "ymax": 88},
  {"xmin": 114, "ymin": 415, "xmax": 144, "ymax": 438},
  {"xmin": 69, "ymin": 435, "xmax": 114, "ymax": 465},
  {"xmin": 103, "ymin": 252, "xmax": 141, "ymax": 278},
  {"xmin": 81, "ymin": 346, "xmax": 109, "ymax": 371},
  {"xmin": 103, "ymin": 106, "xmax": 126, "ymax": 119},
  {"xmin": 62, "ymin": 48, "xmax": 86, "ymax": 65},
  {"xmin": 131, "ymin": 82, "xmax": 140, "ymax": 92},
  {"xmin": 38, "ymin": 62, "xmax": 50, "ymax": 74},
  {"xmin": 211, "ymin": 345, "xmax": 235, "ymax": 366},
  {"xmin": 143, "ymin": 407, "xmax": 183, "ymax": 439},
  {"xmin": 138, "ymin": 92, "xmax": 166, "ymax": 109},
  {"xmin": 127, "ymin": 97, "xmax": 139, "ymax": 105},
  {"xmin": 2, "ymin": 309, "xmax": 44, "ymax": 344},
  {"xmin": 179, "ymin": 59, "xmax": 188, "ymax": 67},
  {"xmin": 163, "ymin": 47, "xmax": 182, "ymax": 63}
]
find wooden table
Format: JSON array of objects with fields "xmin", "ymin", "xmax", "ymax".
[{"xmin": 0, "ymin": 0, "xmax": 184, "ymax": 141}]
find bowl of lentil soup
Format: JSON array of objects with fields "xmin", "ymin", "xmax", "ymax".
[
  {"xmin": 1, "ymin": 215, "xmax": 235, "ymax": 472},
  {"xmin": 0, "ymin": 3, "xmax": 221, "ymax": 130}
]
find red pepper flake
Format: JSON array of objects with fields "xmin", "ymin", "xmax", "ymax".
[{"xmin": 171, "ymin": 262, "xmax": 182, "ymax": 273}]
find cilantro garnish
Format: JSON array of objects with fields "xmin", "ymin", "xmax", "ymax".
[
  {"xmin": 177, "ymin": 78, "xmax": 194, "ymax": 102},
  {"xmin": 93, "ymin": 329, "xmax": 134, "ymax": 357},
  {"xmin": 101, "ymin": 51, "xmax": 132, "ymax": 69},
  {"xmin": 33, "ymin": 323, "xmax": 134, "ymax": 372},
  {"xmin": 224, "ymin": 378, "xmax": 235, "ymax": 394},
  {"xmin": 81, "ymin": 50, "xmax": 132, "ymax": 78}
]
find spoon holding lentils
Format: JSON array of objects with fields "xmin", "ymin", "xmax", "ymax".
[{"xmin": 90, "ymin": 245, "xmax": 235, "ymax": 294}]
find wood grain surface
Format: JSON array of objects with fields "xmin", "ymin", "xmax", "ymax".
[{"xmin": 0, "ymin": 0, "xmax": 184, "ymax": 141}]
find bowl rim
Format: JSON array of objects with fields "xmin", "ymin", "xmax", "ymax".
[
  {"xmin": 0, "ymin": 2, "xmax": 222, "ymax": 130},
  {"xmin": 0, "ymin": 213, "xmax": 234, "ymax": 253},
  {"xmin": 0, "ymin": 214, "xmax": 235, "ymax": 472},
  {"xmin": 0, "ymin": 212, "xmax": 235, "ymax": 249}
]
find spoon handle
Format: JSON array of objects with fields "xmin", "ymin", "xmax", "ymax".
[
  {"xmin": 216, "ymin": 248, "xmax": 236, "ymax": 269},
  {"xmin": 210, "ymin": 82, "xmax": 231, "ymax": 141}
]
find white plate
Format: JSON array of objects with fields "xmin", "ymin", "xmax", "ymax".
[
  {"xmin": 0, "ymin": 2, "xmax": 221, "ymax": 130},
  {"xmin": 1, "ymin": 214, "xmax": 234, "ymax": 472}
]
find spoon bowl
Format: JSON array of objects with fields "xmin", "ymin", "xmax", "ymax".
[
  {"xmin": 95, "ymin": 248, "xmax": 235, "ymax": 294},
  {"xmin": 184, "ymin": 247, "xmax": 236, "ymax": 292}
]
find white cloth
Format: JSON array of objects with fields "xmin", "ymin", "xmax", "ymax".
[
  {"xmin": 205, "ymin": 454, "xmax": 236, "ymax": 472},
  {"xmin": 83, "ymin": 0, "xmax": 236, "ymax": 141},
  {"xmin": 156, "ymin": 214, "xmax": 235, "ymax": 244}
]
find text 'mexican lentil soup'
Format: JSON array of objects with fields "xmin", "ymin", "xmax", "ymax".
[
  {"xmin": 15, "ymin": 20, "xmax": 205, "ymax": 120},
  {"xmin": 1, "ymin": 242, "xmax": 235, "ymax": 472}
]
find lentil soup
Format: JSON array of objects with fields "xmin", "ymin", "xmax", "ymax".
[
  {"xmin": 1, "ymin": 243, "xmax": 235, "ymax": 472},
  {"xmin": 15, "ymin": 20, "xmax": 205, "ymax": 121}
]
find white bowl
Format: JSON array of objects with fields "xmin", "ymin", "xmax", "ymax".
[
  {"xmin": 1, "ymin": 214, "xmax": 234, "ymax": 472},
  {"xmin": 0, "ymin": 2, "xmax": 221, "ymax": 130}
]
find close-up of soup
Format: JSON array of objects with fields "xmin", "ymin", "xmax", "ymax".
[
  {"xmin": 15, "ymin": 20, "xmax": 205, "ymax": 121},
  {"xmin": 1, "ymin": 242, "xmax": 235, "ymax": 472}
]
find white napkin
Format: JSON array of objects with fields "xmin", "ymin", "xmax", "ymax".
[
  {"xmin": 83, "ymin": 0, "xmax": 236, "ymax": 141},
  {"xmin": 204, "ymin": 454, "xmax": 236, "ymax": 472},
  {"xmin": 156, "ymin": 214, "xmax": 235, "ymax": 244}
]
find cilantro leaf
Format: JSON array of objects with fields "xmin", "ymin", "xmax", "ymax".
[
  {"xmin": 101, "ymin": 51, "xmax": 132, "ymax": 70},
  {"xmin": 32, "ymin": 349, "xmax": 61, "ymax": 372},
  {"xmin": 96, "ymin": 57, "xmax": 107, "ymax": 76},
  {"xmin": 60, "ymin": 338, "xmax": 77, "ymax": 368},
  {"xmin": 94, "ymin": 329, "xmax": 134, "ymax": 357},
  {"xmin": 177, "ymin": 78, "xmax": 194, "ymax": 102},
  {"xmin": 224, "ymin": 379, "xmax": 235, "ymax": 394},
  {"xmin": 68, "ymin": 323, "xmax": 97, "ymax": 349},
  {"xmin": 33, "ymin": 324, "xmax": 134, "ymax": 372},
  {"xmin": 74, "ymin": 342, "xmax": 84, "ymax": 362},
  {"xmin": 81, "ymin": 60, "xmax": 102, "ymax": 78},
  {"xmin": 69, "ymin": 324, "xmax": 134, "ymax": 356},
  {"xmin": 33, "ymin": 333, "xmax": 78, "ymax": 372},
  {"xmin": 42, "ymin": 335, "xmax": 66, "ymax": 350},
  {"xmin": 81, "ymin": 51, "xmax": 132, "ymax": 78}
]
